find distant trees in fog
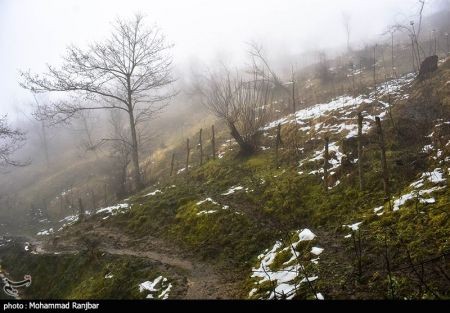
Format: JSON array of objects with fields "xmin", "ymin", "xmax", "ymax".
[{"xmin": 20, "ymin": 14, "xmax": 176, "ymax": 190}]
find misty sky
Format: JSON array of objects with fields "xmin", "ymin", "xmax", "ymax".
[{"xmin": 0, "ymin": 0, "xmax": 446, "ymax": 115}]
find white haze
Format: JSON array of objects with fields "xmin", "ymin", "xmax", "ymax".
[{"xmin": 0, "ymin": 0, "xmax": 447, "ymax": 115}]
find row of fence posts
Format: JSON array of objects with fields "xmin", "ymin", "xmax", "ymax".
[{"xmin": 170, "ymin": 125, "xmax": 216, "ymax": 177}]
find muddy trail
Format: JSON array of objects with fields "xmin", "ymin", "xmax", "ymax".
[{"xmin": 27, "ymin": 226, "xmax": 240, "ymax": 299}]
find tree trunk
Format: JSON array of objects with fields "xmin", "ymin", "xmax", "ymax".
[
  {"xmin": 357, "ymin": 112, "xmax": 364, "ymax": 191},
  {"xmin": 103, "ymin": 183, "xmax": 107, "ymax": 207},
  {"xmin": 211, "ymin": 125, "xmax": 216, "ymax": 160},
  {"xmin": 324, "ymin": 136, "xmax": 330, "ymax": 191},
  {"xmin": 186, "ymin": 138, "xmax": 190, "ymax": 174},
  {"xmin": 78, "ymin": 198, "xmax": 84, "ymax": 223},
  {"xmin": 376, "ymin": 117, "xmax": 390, "ymax": 202},
  {"xmin": 170, "ymin": 153, "xmax": 175, "ymax": 176},
  {"xmin": 126, "ymin": 74, "xmax": 143, "ymax": 191},
  {"xmin": 275, "ymin": 123, "xmax": 282, "ymax": 169},
  {"xmin": 199, "ymin": 128, "xmax": 203, "ymax": 166},
  {"xmin": 228, "ymin": 121, "xmax": 255, "ymax": 156}
]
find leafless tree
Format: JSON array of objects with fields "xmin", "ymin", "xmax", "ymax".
[
  {"xmin": 199, "ymin": 68, "xmax": 273, "ymax": 156},
  {"xmin": 342, "ymin": 12, "xmax": 352, "ymax": 52},
  {"xmin": 20, "ymin": 14, "xmax": 175, "ymax": 190},
  {"xmin": 0, "ymin": 115, "xmax": 27, "ymax": 168},
  {"xmin": 388, "ymin": 0, "xmax": 426, "ymax": 69},
  {"xmin": 107, "ymin": 110, "xmax": 132, "ymax": 198}
]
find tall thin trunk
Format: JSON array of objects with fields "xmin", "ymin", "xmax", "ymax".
[
  {"xmin": 103, "ymin": 183, "xmax": 107, "ymax": 207},
  {"xmin": 186, "ymin": 138, "xmax": 190, "ymax": 174},
  {"xmin": 170, "ymin": 153, "xmax": 175, "ymax": 176},
  {"xmin": 41, "ymin": 121, "xmax": 49, "ymax": 168},
  {"xmin": 357, "ymin": 112, "xmax": 364, "ymax": 191},
  {"xmin": 127, "ymin": 108, "xmax": 143, "ymax": 190},
  {"xmin": 373, "ymin": 45, "xmax": 377, "ymax": 88},
  {"xmin": 126, "ymin": 75, "xmax": 143, "ymax": 190},
  {"xmin": 78, "ymin": 198, "xmax": 84, "ymax": 223},
  {"xmin": 324, "ymin": 136, "xmax": 329, "ymax": 191},
  {"xmin": 275, "ymin": 123, "xmax": 282, "ymax": 169},
  {"xmin": 199, "ymin": 128, "xmax": 203, "ymax": 166},
  {"xmin": 376, "ymin": 117, "xmax": 390, "ymax": 202},
  {"xmin": 211, "ymin": 125, "xmax": 216, "ymax": 160}
]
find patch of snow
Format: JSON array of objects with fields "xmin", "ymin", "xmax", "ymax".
[
  {"xmin": 196, "ymin": 210, "xmax": 217, "ymax": 216},
  {"xmin": 105, "ymin": 273, "xmax": 114, "ymax": 279},
  {"xmin": 145, "ymin": 189, "xmax": 162, "ymax": 197},
  {"xmin": 344, "ymin": 222, "xmax": 362, "ymax": 231},
  {"xmin": 298, "ymin": 229, "xmax": 316, "ymax": 241},
  {"xmin": 311, "ymin": 247, "xmax": 324, "ymax": 255},
  {"xmin": 139, "ymin": 276, "xmax": 172, "ymax": 300},
  {"xmin": 37, "ymin": 228, "xmax": 54, "ymax": 236},
  {"xmin": 222, "ymin": 186, "xmax": 244, "ymax": 196},
  {"xmin": 96, "ymin": 203, "xmax": 129, "ymax": 216},
  {"xmin": 196, "ymin": 198, "xmax": 219, "ymax": 206},
  {"xmin": 374, "ymin": 206, "xmax": 383, "ymax": 214}
]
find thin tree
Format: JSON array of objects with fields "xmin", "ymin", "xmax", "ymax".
[
  {"xmin": 324, "ymin": 136, "xmax": 330, "ymax": 191},
  {"xmin": 20, "ymin": 14, "xmax": 175, "ymax": 190},
  {"xmin": 211, "ymin": 125, "xmax": 216, "ymax": 160},
  {"xmin": 357, "ymin": 112, "xmax": 364, "ymax": 191},
  {"xmin": 199, "ymin": 68, "xmax": 273, "ymax": 156},
  {"xmin": 0, "ymin": 116, "xmax": 27, "ymax": 168},
  {"xmin": 376, "ymin": 117, "xmax": 390, "ymax": 203},
  {"xmin": 342, "ymin": 12, "xmax": 352, "ymax": 52}
]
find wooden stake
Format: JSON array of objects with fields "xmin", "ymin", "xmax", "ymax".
[
  {"xmin": 170, "ymin": 153, "xmax": 175, "ymax": 176},
  {"xmin": 211, "ymin": 125, "xmax": 216, "ymax": 160},
  {"xmin": 199, "ymin": 128, "xmax": 203, "ymax": 166},
  {"xmin": 376, "ymin": 117, "xmax": 390, "ymax": 202},
  {"xmin": 186, "ymin": 138, "xmax": 190, "ymax": 174},
  {"xmin": 275, "ymin": 123, "xmax": 282, "ymax": 169},
  {"xmin": 78, "ymin": 198, "xmax": 84, "ymax": 223},
  {"xmin": 357, "ymin": 112, "xmax": 364, "ymax": 191},
  {"xmin": 324, "ymin": 136, "xmax": 330, "ymax": 191}
]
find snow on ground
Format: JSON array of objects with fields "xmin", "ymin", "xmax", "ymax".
[
  {"xmin": 104, "ymin": 273, "xmax": 114, "ymax": 279},
  {"xmin": 262, "ymin": 74, "xmax": 415, "ymax": 180},
  {"xmin": 222, "ymin": 185, "xmax": 245, "ymax": 196},
  {"xmin": 196, "ymin": 198, "xmax": 219, "ymax": 206},
  {"xmin": 37, "ymin": 228, "xmax": 54, "ymax": 236},
  {"xmin": 96, "ymin": 203, "xmax": 129, "ymax": 216},
  {"xmin": 249, "ymin": 228, "xmax": 324, "ymax": 300},
  {"xmin": 138, "ymin": 276, "xmax": 172, "ymax": 300},
  {"xmin": 196, "ymin": 197, "xmax": 231, "ymax": 215},
  {"xmin": 145, "ymin": 189, "xmax": 162, "ymax": 197},
  {"xmin": 343, "ymin": 222, "xmax": 363, "ymax": 238}
]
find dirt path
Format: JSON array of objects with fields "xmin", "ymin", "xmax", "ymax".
[{"xmin": 31, "ymin": 227, "xmax": 238, "ymax": 299}]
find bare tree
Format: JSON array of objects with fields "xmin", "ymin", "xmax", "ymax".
[
  {"xmin": 20, "ymin": 14, "xmax": 175, "ymax": 190},
  {"xmin": 0, "ymin": 116, "xmax": 27, "ymax": 168},
  {"xmin": 199, "ymin": 68, "xmax": 273, "ymax": 156},
  {"xmin": 342, "ymin": 12, "xmax": 352, "ymax": 52},
  {"xmin": 107, "ymin": 110, "xmax": 131, "ymax": 198},
  {"xmin": 388, "ymin": 0, "xmax": 426, "ymax": 69}
]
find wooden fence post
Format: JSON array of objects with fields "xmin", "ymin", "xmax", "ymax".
[
  {"xmin": 170, "ymin": 153, "xmax": 175, "ymax": 176},
  {"xmin": 78, "ymin": 198, "xmax": 84, "ymax": 222},
  {"xmin": 324, "ymin": 136, "xmax": 330, "ymax": 191},
  {"xmin": 358, "ymin": 112, "xmax": 364, "ymax": 191},
  {"xmin": 186, "ymin": 139, "xmax": 190, "ymax": 174},
  {"xmin": 211, "ymin": 125, "xmax": 216, "ymax": 160},
  {"xmin": 199, "ymin": 128, "xmax": 203, "ymax": 166},
  {"xmin": 376, "ymin": 117, "xmax": 390, "ymax": 203},
  {"xmin": 275, "ymin": 123, "xmax": 283, "ymax": 168}
]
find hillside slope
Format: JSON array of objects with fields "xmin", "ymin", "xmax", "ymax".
[{"xmin": 1, "ymin": 59, "xmax": 449, "ymax": 300}]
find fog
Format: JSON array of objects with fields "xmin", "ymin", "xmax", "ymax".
[
  {"xmin": 1, "ymin": 0, "xmax": 447, "ymax": 115},
  {"xmin": 1, "ymin": 0, "xmax": 449, "ymax": 234}
]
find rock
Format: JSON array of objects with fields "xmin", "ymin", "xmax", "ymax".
[{"xmin": 418, "ymin": 55, "xmax": 438, "ymax": 80}]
